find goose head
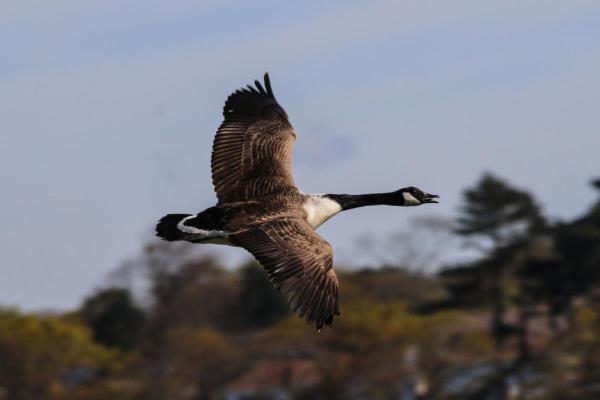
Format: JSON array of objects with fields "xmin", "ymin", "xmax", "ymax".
[{"xmin": 395, "ymin": 186, "xmax": 439, "ymax": 206}]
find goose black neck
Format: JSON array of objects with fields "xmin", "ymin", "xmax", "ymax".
[{"xmin": 325, "ymin": 192, "xmax": 401, "ymax": 211}]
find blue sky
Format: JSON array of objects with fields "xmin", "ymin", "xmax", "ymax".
[{"xmin": 2, "ymin": 1, "xmax": 599, "ymax": 310}]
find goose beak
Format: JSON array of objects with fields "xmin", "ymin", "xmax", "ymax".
[{"xmin": 424, "ymin": 193, "xmax": 439, "ymax": 204}]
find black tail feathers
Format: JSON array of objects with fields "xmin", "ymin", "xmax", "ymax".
[{"xmin": 156, "ymin": 214, "xmax": 191, "ymax": 241}]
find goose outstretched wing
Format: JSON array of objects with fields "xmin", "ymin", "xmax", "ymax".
[
  {"xmin": 211, "ymin": 73, "xmax": 299, "ymax": 204},
  {"xmin": 230, "ymin": 218, "xmax": 340, "ymax": 330}
]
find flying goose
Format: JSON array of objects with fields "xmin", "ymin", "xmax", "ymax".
[{"xmin": 156, "ymin": 73, "xmax": 439, "ymax": 330}]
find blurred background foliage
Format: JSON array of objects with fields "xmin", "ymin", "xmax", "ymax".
[{"xmin": 1, "ymin": 172, "xmax": 600, "ymax": 399}]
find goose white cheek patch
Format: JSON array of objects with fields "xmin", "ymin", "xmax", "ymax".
[{"xmin": 402, "ymin": 192, "xmax": 421, "ymax": 206}]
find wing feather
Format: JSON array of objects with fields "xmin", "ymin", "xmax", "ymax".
[
  {"xmin": 211, "ymin": 73, "xmax": 299, "ymax": 204},
  {"xmin": 229, "ymin": 218, "xmax": 340, "ymax": 330}
]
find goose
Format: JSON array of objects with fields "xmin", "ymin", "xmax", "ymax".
[{"xmin": 156, "ymin": 73, "xmax": 439, "ymax": 330}]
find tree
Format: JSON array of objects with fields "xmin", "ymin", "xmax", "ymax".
[
  {"xmin": 444, "ymin": 173, "xmax": 547, "ymax": 348},
  {"xmin": 80, "ymin": 288, "xmax": 145, "ymax": 351},
  {"xmin": 456, "ymin": 173, "xmax": 545, "ymax": 250},
  {"xmin": 145, "ymin": 256, "xmax": 238, "ymax": 339},
  {"xmin": 137, "ymin": 326, "xmax": 240, "ymax": 400},
  {"xmin": 0, "ymin": 309, "xmax": 112, "ymax": 399},
  {"xmin": 554, "ymin": 178, "xmax": 600, "ymax": 301},
  {"xmin": 234, "ymin": 262, "xmax": 290, "ymax": 329}
]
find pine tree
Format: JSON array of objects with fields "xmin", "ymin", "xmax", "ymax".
[{"xmin": 443, "ymin": 173, "xmax": 546, "ymax": 348}]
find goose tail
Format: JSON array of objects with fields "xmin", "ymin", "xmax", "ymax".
[{"xmin": 155, "ymin": 214, "xmax": 191, "ymax": 241}]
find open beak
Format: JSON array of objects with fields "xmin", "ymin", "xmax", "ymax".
[{"xmin": 424, "ymin": 193, "xmax": 439, "ymax": 204}]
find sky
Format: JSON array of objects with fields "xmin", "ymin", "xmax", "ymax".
[{"xmin": 1, "ymin": 1, "xmax": 599, "ymax": 311}]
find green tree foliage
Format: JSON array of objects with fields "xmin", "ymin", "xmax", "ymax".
[
  {"xmin": 444, "ymin": 173, "xmax": 548, "ymax": 349},
  {"xmin": 518, "ymin": 178, "xmax": 600, "ymax": 329},
  {"xmin": 344, "ymin": 267, "xmax": 447, "ymax": 307},
  {"xmin": 235, "ymin": 262, "xmax": 290, "ymax": 329},
  {"xmin": 4, "ymin": 173, "xmax": 600, "ymax": 399},
  {"xmin": 456, "ymin": 172, "xmax": 545, "ymax": 246},
  {"xmin": 0, "ymin": 309, "xmax": 112, "ymax": 400},
  {"xmin": 80, "ymin": 288, "xmax": 145, "ymax": 350},
  {"xmin": 554, "ymin": 178, "xmax": 600, "ymax": 299},
  {"xmin": 439, "ymin": 175, "xmax": 600, "ymax": 398},
  {"xmin": 161, "ymin": 326, "xmax": 241, "ymax": 400},
  {"xmin": 144, "ymin": 256, "xmax": 238, "ymax": 340}
]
